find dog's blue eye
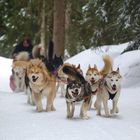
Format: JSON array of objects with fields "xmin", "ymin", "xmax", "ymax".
[
  {"xmin": 94, "ymin": 74, "xmax": 96, "ymax": 76},
  {"xmin": 111, "ymin": 79, "xmax": 113, "ymax": 81}
]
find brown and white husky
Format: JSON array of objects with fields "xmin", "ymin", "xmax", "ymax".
[{"xmin": 85, "ymin": 55, "xmax": 113, "ymax": 109}]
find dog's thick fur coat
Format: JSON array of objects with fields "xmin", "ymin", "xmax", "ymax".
[
  {"xmin": 96, "ymin": 68, "xmax": 122, "ymax": 117},
  {"xmin": 85, "ymin": 55, "xmax": 113, "ymax": 109},
  {"xmin": 12, "ymin": 61, "xmax": 28, "ymax": 92},
  {"xmin": 26, "ymin": 59, "xmax": 56, "ymax": 112},
  {"xmin": 62, "ymin": 64, "xmax": 92, "ymax": 119}
]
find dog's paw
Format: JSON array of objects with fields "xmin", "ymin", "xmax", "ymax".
[
  {"xmin": 31, "ymin": 101, "xmax": 35, "ymax": 106},
  {"xmin": 67, "ymin": 115, "xmax": 73, "ymax": 119},
  {"xmin": 14, "ymin": 88, "xmax": 20, "ymax": 93},
  {"xmin": 46, "ymin": 107, "xmax": 52, "ymax": 112},
  {"xmin": 51, "ymin": 106, "xmax": 56, "ymax": 111},
  {"xmin": 116, "ymin": 107, "xmax": 119, "ymax": 113},
  {"xmin": 36, "ymin": 107, "xmax": 43, "ymax": 112},
  {"xmin": 110, "ymin": 109, "xmax": 114, "ymax": 114},
  {"xmin": 80, "ymin": 115, "xmax": 90, "ymax": 120},
  {"xmin": 105, "ymin": 114, "xmax": 111, "ymax": 118},
  {"xmin": 96, "ymin": 112, "xmax": 101, "ymax": 116}
]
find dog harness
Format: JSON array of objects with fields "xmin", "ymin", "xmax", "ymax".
[
  {"xmin": 91, "ymin": 89, "xmax": 98, "ymax": 95},
  {"xmin": 108, "ymin": 91, "xmax": 117, "ymax": 100},
  {"xmin": 104, "ymin": 81, "xmax": 117, "ymax": 100}
]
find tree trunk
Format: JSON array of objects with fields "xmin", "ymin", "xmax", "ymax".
[
  {"xmin": 65, "ymin": 1, "xmax": 71, "ymax": 50},
  {"xmin": 40, "ymin": 0, "xmax": 46, "ymax": 48},
  {"xmin": 53, "ymin": 0, "xmax": 65, "ymax": 57}
]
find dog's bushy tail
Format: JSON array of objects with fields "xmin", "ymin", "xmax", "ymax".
[
  {"xmin": 48, "ymin": 40, "xmax": 54, "ymax": 61},
  {"xmin": 32, "ymin": 44, "xmax": 46, "ymax": 59},
  {"xmin": 100, "ymin": 55, "xmax": 113, "ymax": 75},
  {"xmin": 15, "ymin": 52, "xmax": 30, "ymax": 61},
  {"xmin": 63, "ymin": 65, "xmax": 86, "ymax": 84}
]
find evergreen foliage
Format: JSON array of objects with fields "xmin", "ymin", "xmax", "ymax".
[{"xmin": 0, "ymin": 0, "xmax": 140, "ymax": 57}]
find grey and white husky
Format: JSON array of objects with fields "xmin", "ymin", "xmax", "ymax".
[
  {"xmin": 96, "ymin": 68, "xmax": 122, "ymax": 117},
  {"xmin": 63, "ymin": 65, "xmax": 92, "ymax": 119}
]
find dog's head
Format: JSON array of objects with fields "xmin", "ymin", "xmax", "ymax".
[
  {"xmin": 73, "ymin": 64, "xmax": 83, "ymax": 75},
  {"xmin": 67, "ymin": 79, "xmax": 82, "ymax": 98},
  {"xmin": 27, "ymin": 59, "xmax": 50, "ymax": 85},
  {"xmin": 12, "ymin": 61, "xmax": 27, "ymax": 78},
  {"xmin": 53, "ymin": 54, "xmax": 63, "ymax": 69},
  {"xmin": 105, "ymin": 68, "xmax": 122, "ymax": 92},
  {"xmin": 57, "ymin": 63, "xmax": 71, "ymax": 81},
  {"xmin": 86, "ymin": 64, "xmax": 101, "ymax": 85}
]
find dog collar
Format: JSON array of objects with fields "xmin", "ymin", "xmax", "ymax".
[{"xmin": 91, "ymin": 89, "xmax": 98, "ymax": 95}]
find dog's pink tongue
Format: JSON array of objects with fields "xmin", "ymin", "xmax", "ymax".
[
  {"xmin": 72, "ymin": 91, "xmax": 78, "ymax": 97},
  {"xmin": 112, "ymin": 87, "xmax": 116, "ymax": 91}
]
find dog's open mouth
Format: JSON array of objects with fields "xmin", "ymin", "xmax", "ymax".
[
  {"xmin": 90, "ymin": 79, "xmax": 95, "ymax": 84},
  {"xmin": 32, "ymin": 77, "xmax": 38, "ymax": 82},
  {"xmin": 72, "ymin": 91, "xmax": 79, "ymax": 97},
  {"xmin": 112, "ymin": 86, "xmax": 116, "ymax": 91}
]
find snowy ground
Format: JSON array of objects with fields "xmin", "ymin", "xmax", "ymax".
[{"xmin": 0, "ymin": 43, "xmax": 140, "ymax": 140}]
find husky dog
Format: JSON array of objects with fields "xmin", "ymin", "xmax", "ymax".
[
  {"xmin": 32, "ymin": 44, "xmax": 46, "ymax": 59},
  {"xmin": 14, "ymin": 51, "xmax": 30, "ymax": 61},
  {"xmin": 26, "ymin": 59, "xmax": 56, "ymax": 112},
  {"xmin": 10, "ymin": 52, "xmax": 29, "ymax": 92},
  {"xmin": 32, "ymin": 40, "xmax": 63, "ymax": 74},
  {"xmin": 12, "ymin": 61, "xmax": 28, "ymax": 92},
  {"xmin": 96, "ymin": 68, "xmax": 122, "ymax": 117},
  {"xmin": 85, "ymin": 55, "xmax": 113, "ymax": 109},
  {"xmin": 57, "ymin": 63, "xmax": 83, "ymax": 97},
  {"xmin": 63, "ymin": 65, "xmax": 92, "ymax": 119}
]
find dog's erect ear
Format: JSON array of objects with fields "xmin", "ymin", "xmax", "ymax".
[
  {"xmin": 67, "ymin": 78, "xmax": 72, "ymax": 83},
  {"xmin": 88, "ymin": 64, "xmax": 91, "ymax": 69},
  {"xmin": 116, "ymin": 67, "xmax": 120, "ymax": 72},
  {"xmin": 37, "ymin": 60, "xmax": 43, "ymax": 68},
  {"xmin": 77, "ymin": 64, "xmax": 80, "ymax": 69},
  {"xmin": 54, "ymin": 54, "xmax": 57, "ymax": 59},
  {"xmin": 94, "ymin": 64, "xmax": 97, "ymax": 69}
]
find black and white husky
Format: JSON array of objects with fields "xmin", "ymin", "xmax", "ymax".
[
  {"xmin": 96, "ymin": 68, "xmax": 122, "ymax": 117},
  {"xmin": 63, "ymin": 65, "xmax": 92, "ymax": 119}
]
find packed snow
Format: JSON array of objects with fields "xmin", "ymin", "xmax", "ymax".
[{"xmin": 0, "ymin": 42, "xmax": 140, "ymax": 140}]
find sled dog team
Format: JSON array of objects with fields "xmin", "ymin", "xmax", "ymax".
[{"xmin": 11, "ymin": 51, "xmax": 122, "ymax": 119}]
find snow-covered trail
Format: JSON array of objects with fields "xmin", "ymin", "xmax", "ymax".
[{"xmin": 0, "ymin": 87, "xmax": 140, "ymax": 140}]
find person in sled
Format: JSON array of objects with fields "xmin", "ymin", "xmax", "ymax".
[
  {"xmin": 10, "ymin": 37, "xmax": 34, "ymax": 92},
  {"xmin": 12, "ymin": 37, "xmax": 33, "ymax": 60}
]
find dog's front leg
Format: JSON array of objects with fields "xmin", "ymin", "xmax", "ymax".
[
  {"xmin": 71, "ymin": 102, "xmax": 75, "ymax": 118},
  {"xmin": 66, "ymin": 101, "xmax": 72, "ymax": 118},
  {"xmin": 46, "ymin": 91, "xmax": 56, "ymax": 112},
  {"xmin": 88, "ymin": 96, "xmax": 93, "ymax": 110},
  {"xmin": 61, "ymin": 82, "xmax": 65, "ymax": 97},
  {"xmin": 80, "ymin": 101, "xmax": 90, "ymax": 119},
  {"xmin": 110, "ymin": 100, "xmax": 119, "ymax": 114},
  {"xmin": 20, "ymin": 79, "xmax": 25, "ymax": 91},
  {"xmin": 14, "ymin": 79, "xmax": 20, "ymax": 92},
  {"xmin": 103, "ymin": 99, "xmax": 110, "ymax": 117},
  {"xmin": 96, "ymin": 99, "xmax": 102, "ymax": 116},
  {"xmin": 33, "ymin": 92, "xmax": 43, "ymax": 112}
]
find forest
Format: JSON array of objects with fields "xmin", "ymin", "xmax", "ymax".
[{"xmin": 0, "ymin": 0, "xmax": 140, "ymax": 57}]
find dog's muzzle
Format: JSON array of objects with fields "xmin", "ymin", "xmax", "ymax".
[
  {"xmin": 112, "ymin": 84, "xmax": 117, "ymax": 91},
  {"xmin": 32, "ymin": 75, "xmax": 38, "ymax": 82},
  {"xmin": 90, "ymin": 78, "xmax": 95, "ymax": 85},
  {"xmin": 72, "ymin": 89, "xmax": 79, "ymax": 97}
]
